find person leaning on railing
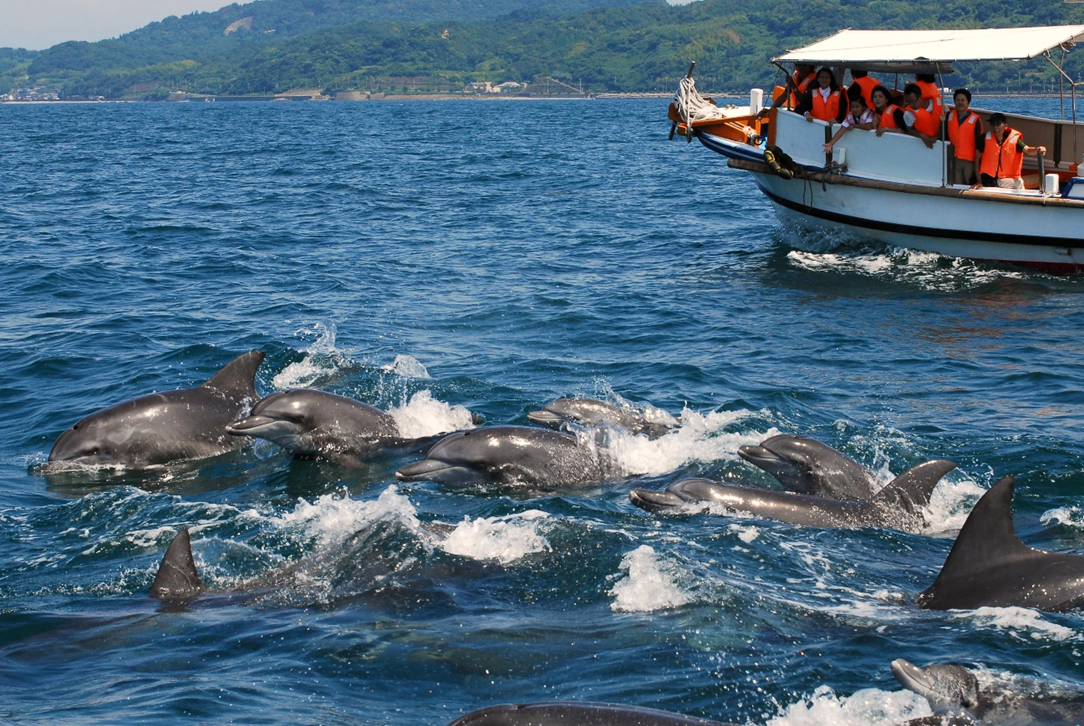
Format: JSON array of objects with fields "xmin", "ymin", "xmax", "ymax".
[{"xmin": 973, "ymin": 112, "xmax": 1046, "ymax": 190}]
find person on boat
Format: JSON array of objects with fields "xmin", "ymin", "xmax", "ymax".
[
  {"xmin": 900, "ymin": 83, "xmax": 938, "ymax": 148},
  {"xmin": 824, "ymin": 95, "xmax": 876, "ymax": 154},
  {"xmin": 758, "ymin": 63, "xmax": 817, "ymax": 117},
  {"xmin": 974, "ymin": 112, "xmax": 1047, "ymax": 190},
  {"xmin": 795, "ymin": 67, "xmax": 846, "ymax": 123},
  {"xmin": 871, "ymin": 85, "xmax": 907, "ymax": 135},
  {"xmin": 847, "ymin": 69, "xmax": 879, "ymax": 108},
  {"xmin": 942, "ymin": 88, "xmax": 984, "ymax": 186},
  {"xmin": 913, "ymin": 73, "xmax": 944, "ymax": 118}
]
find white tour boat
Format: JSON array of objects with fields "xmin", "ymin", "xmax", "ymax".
[{"xmin": 670, "ymin": 26, "xmax": 1084, "ymax": 273}]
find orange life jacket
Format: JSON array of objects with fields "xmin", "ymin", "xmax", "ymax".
[
  {"xmin": 980, "ymin": 128, "xmax": 1024, "ymax": 179},
  {"xmin": 876, "ymin": 103, "xmax": 902, "ymax": 130},
  {"xmin": 915, "ymin": 79, "xmax": 943, "ymax": 117},
  {"xmin": 789, "ymin": 71, "xmax": 816, "ymax": 107},
  {"xmin": 810, "ymin": 88, "xmax": 841, "ymax": 122},
  {"xmin": 910, "ymin": 105, "xmax": 938, "ymax": 137},
  {"xmin": 947, "ymin": 110, "xmax": 981, "ymax": 161},
  {"xmin": 849, "ymin": 76, "xmax": 879, "ymax": 108}
]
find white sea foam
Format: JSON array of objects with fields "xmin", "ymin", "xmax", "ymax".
[
  {"xmin": 272, "ymin": 322, "xmax": 349, "ymax": 389},
  {"xmin": 766, "ymin": 685, "xmax": 931, "ymax": 726},
  {"xmin": 387, "ymin": 390, "xmax": 476, "ymax": 439},
  {"xmin": 440, "ymin": 510, "xmax": 551, "ymax": 564},
  {"xmin": 728, "ymin": 523, "xmax": 760, "ymax": 544},
  {"xmin": 603, "ymin": 408, "xmax": 772, "ymax": 477},
  {"xmin": 1041, "ymin": 505, "xmax": 1084, "ymax": 529},
  {"xmin": 381, "ymin": 354, "xmax": 431, "ymax": 379},
  {"xmin": 954, "ymin": 606, "xmax": 1080, "ymax": 642},
  {"xmin": 275, "ymin": 485, "xmax": 421, "ymax": 547},
  {"xmin": 787, "ymin": 247, "xmax": 1027, "ymax": 292},
  {"xmin": 609, "ymin": 544, "xmax": 692, "ymax": 612}
]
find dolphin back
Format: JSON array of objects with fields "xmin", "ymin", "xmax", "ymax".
[
  {"xmin": 150, "ymin": 528, "xmax": 205, "ymax": 602},
  {"xmin": 201, "ymin": 351, "xmax": 265, "ymax": 398},
  {"xmin": 447, "ymin": 701, "xmax": 737, "ymax": 725}
]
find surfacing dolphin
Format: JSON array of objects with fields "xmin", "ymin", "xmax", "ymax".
[
  {"xmin": 226, "ymin": 389, "xmax": 403, "ymax": 466},
  {"xmin": 48, "ymin": 351, "xmax": 264, "ymax": 470},
  {"xmin": 917, "ymin": 475, "xmax": 1084, "ymax": 612},
  {"xmin": 738, "ymin": 434, "xmax": 876, "ymax": 500},
  {"xmin": 527, "ymin": 398, "xmax": 677, "ymax": 439},
  {"xmin": 395, "ymin": 426, "xmax": 618, "ymax": 489},
  {"xmin": 893, "ymin": 657, "xmax": 1084, "ymax": 725},
  {"xmin": 628, "ymin": 458, "xmax": 956, "ymax": 533},
  {"xmin": 448, "ymin": 702, "xmax": 737, "ymax": 726}
]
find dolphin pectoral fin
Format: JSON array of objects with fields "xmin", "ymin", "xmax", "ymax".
[
  {"xmin": 150, "ymin": 528, "xmax": 204, "ymax": 602},
  {"xmin": 526, "ymin": 410, "xmax": 563, "ymax": 428},
  {"xmin": 629, "ymin": 488, "xmax": 696, "ymax": 514},
  {"xmin": 201, "ymin": 351, "xmax": 265, "ymax": 397},
  {"xmin": 395, "ymin": 459, "xmax": 475, "ymax": 485},
  {"xmin": 876, "ymin": 459, "xmax": 957, "ymax": 511}
]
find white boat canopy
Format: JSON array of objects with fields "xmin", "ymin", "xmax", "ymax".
[{"xmin": 775, "ymin": 26, "xmax": 1084, "ymax": 68}]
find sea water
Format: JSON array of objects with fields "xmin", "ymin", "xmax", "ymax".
[{"xmin": 1, "ymin": 97, "xmax": 1083, "ymax": 724}]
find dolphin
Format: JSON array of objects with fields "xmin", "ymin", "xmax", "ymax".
[
  {"xmin": 226, "ymin": 389, "xmax": 402, "ymax": 466},
  {"xmin": 395, "ymin": 426, "xmax": 617, "ymax": 489},
  {"xmin": 447, "ymin": 702, "xmax": 737, "ymax": 725},
  {"xmin": 48, "ymin": 351, "xmax": 264, "ymax": 470},
  {"xmin": 628, "ymin": 458, "xmax": 956, "ymax": 533},
  {"xmin": 893, "ymin": 658, "xmax": 1084, "ymax": 725},
  {"xmin": 738, "ymin": 434, "xmax": 876, "ymax": 500},
  {"xmin": 917, "ymin": 475, "xmax": 1084, "ymax": 612},
  {"xmin": 527, "ymin": 398, "xmax": 677, "ymax": 439}
]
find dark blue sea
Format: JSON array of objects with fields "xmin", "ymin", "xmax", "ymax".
[{"xmin": 2, "ymin": 97, "xmax": 1084, "ymax": 724}]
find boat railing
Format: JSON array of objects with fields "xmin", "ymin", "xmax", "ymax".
[{"xmin": 772, "ymin": 109, "xmax": 948, "ymax": 186}]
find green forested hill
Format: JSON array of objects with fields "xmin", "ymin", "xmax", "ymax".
[{"xmin": 13, "ymin": 0, "xmax": 1084, "ymax": 99}]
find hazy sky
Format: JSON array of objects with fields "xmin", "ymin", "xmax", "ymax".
[{"xmin": 1, "ymin": 0, "xmax": 232, "ymax": 51}]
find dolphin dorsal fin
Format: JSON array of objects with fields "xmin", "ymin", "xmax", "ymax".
[
  {"xmin": 201, "ymin": 351, "xmax": 264, "ymax": 396},
  {"xmin": 874, "ymin": 459, "xmax": 957, "ymax": 511},
  {"xmin": 150, "ymin": 528, "xmax": 204, "ymax": 601},
  {"xmin": 934, "ymin": 476, "xmax": 1030, "ymax": 575}
]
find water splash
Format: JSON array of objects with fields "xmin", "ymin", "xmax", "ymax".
[
  {"xmin": 387, "ymin": 390, "xmax": 476, "ymax": 439},
  {"xmin": 609, "ymin": 544, "xmax": 692, "ymax": 612},
  {"xmin": 440, "ymin": 510, "xmax": 551, "ymax": 564},
  {"xmin": 272, "ymin": 322, "xmax": 350, "ymax": 389},
  {"xmin": 274, "ymin": 485, "xmax": 421, "ymax": 547},
  {"xmin": 766, "ymin": 685, "xmax": 931, "ymax": 726},
  {"xmin": 954, "ymin": 606, "xmax": 1080, "ymax": 643},
  {"xmin": 382, "ymin": 354, "xmax": 431, "ymax": 379}
]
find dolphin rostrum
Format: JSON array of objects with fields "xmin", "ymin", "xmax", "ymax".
[
  {"xmin": 395, "ymin": 426, "xmax": 618, "ymax": 489},
  {"xmin": 48, "ymin": 351, "xmax": 265, "ymax": 469},
  {"xmin": 448, "ymin": 702, "xmax": 737, "ymax": 725},
  {"xmin": 738, "ymin": 434, "xmax": 876, "ymax": 500},
  {"xmin": 227, "ymin": 388, "xmax": 402, "ymax": 466},
  {"xmin": 893, "ymin": 657, "xmax": 1084, "ymax": 725},
  {"xmin": 917, "ymin": 475, "xmax": 1084, "ymax": 612},
  {"xmin": 629, "ymin": 458, "xmax": 956, "ymax": 533},
  {"xmin": 527, "ymin": 397, "xmax": 677, "ymax": 439}
]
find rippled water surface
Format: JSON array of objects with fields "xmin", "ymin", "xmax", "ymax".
[{"xmin": 2, "ymin": 97, "xmax": 1084, "ymax": 724}]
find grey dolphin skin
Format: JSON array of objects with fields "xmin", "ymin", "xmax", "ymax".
[
  {"xmin": 738, "ymin": 434, "xmax": 876, "ymax": 500},
  {"xmin": 448, "ymin": 702, "xmax": 738, "ymax": 725},
  {"xmin": 226, "ymin": 389, "xmax": 401, "ymax": 466},
  {"xmin": 150, "ymin": 528, "xmax": 205, "ymax": 602},
  {"xmin": 918, "ymin": 475, "xmax": 1084, "ymax": 612},
  {"xmin": 527, "ymin": 398, "xmax": 677, "ymax": 439},
  {"xmin": 395, "ymin": 425, "xmax": 614, "ymax": 489},
  {"xmin": 628, "ymin": 458, "xmax": 956, "ymax": 533},
  {"xmin": 893, "ymin": 657, "xmax": 1084, "ymax": 725},
  {"xmin": 48, "ymin": 351, "xmax": 264, "ymax": 469}
]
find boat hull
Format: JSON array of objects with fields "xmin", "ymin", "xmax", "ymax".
[{"xmin": 693, "ymin": 114, "xmax": 1084, "ymax": 273}]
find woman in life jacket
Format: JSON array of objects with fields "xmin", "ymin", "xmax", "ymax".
[{"xmin": 794, "ymin": 67, "xmax": 846, "ymax": 123}]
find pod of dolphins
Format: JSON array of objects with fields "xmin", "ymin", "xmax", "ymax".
[{"xmin": 43, "ymin": 351, "xmax": 1084, "ymax": 725}]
